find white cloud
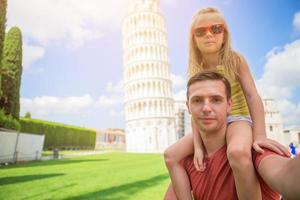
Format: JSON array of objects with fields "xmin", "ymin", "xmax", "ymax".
[
  {"xmin": 95, "ymin": 80, "xmax": 123, "ymax": 108},
  {"xmin": 171, "ymin": 73, "xmax": 186, "ymax": 89},
  {"xmin": 293, "ymin": 11, "xmax": 300, "ymax": 32},
  {"xmin": 21, "ymin": 79, "xmax": 124, "ymax": 119},
  {"xmin": 257, "ymin": 39, "xmax": 300, "ymax": 126},
  {"xmin": 162, "ymin": 0, "xmax": 178, "ymax": 5},
  {"xmin": 21, "ymin": 94, "xmax": 94, "ymax": 116},
  {"xmin": 109, "ymin": 110, "xmax": 124, "ymax": 117},
  {"xmin": 257, "ymin": 39, "xmax": 300, "ymax": 100},
  {"xmin": 171, "ymin": 74, "xmax": 187, "ymax": 102},
  {"xmin": 173, "ymin": 89, "xmax": 186, "ymax": 101},
  {"xmin": 22, "ymin": 42, "xmax": 45, "ymax": 69},
  {"xmin": 95, "ymin": 95, "xmax": 121, "ymax": 108},
  {"xmin": 21, "ymin": 79, "xmax": 125, "ymax": 116},
  {"xmin": 277, "ymin": 100, "xmax": 300, "ymax": 126},
  {"xmin": 7, "ymin": 0, "xmax": 127, "ymax": 47},
  {"xmin": 105, "ymin": 80, "xmax": 123, "ymax": 93}
]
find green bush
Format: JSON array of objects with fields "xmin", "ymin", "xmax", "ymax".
[
  {"xmin": 0, "ymin": 108, "xmax": 20, "ymax": 131},
  {"xmin": 20, "ymin": 118, "xmax": 96, "ymax": 150}
]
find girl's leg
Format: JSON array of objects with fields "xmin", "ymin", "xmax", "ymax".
[
  {"xmin": 164, "ymin": 183, "xmax": 178, "ymax": 200},
  {"xmin": 226, "ymin": 121, "xmax": 261, "ymax": 200},
  {"xmin": 164, "ymin": 133, "xmax": 194, "ymax": 200}
]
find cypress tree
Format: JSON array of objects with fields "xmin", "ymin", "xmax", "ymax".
[
  {"xmin": 0, "ymin": 26, "xmax": 23, "ymax": 119},
  {"xmin": 0, "ymin": 0, "xmax": 7, "ymax": 96}
]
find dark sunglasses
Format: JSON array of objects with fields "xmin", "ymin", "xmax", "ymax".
[{"xmin": 193, "ymin": 24, "xmax": 224, "ymax": 37}]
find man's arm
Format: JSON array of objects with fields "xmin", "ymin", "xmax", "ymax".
[
  {"xmin": 258, "ymin": 153, "xmax": 300, "ymax": 200},
  {"xmin": 164, "ymin": 183, "xmax": 194, "ymax": 200}
]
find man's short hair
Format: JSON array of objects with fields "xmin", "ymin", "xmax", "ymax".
[{"xmin": 186, "ymin": 70, "xmax": 232, "ymax": 100}]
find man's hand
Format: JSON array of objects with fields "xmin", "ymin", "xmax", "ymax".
[
  {"xmin": 253, "ymin": 136, "xmax": 290, "ymax": 157},
  {"xmin": 194, "ymin": 148, "xmax": 206, "ymax": 171}
]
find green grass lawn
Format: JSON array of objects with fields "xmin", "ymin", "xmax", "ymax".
[{"xmin": 0, "ymin": 152, "xmax": 170, "ymax": 200}]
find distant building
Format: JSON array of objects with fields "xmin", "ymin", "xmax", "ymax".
[
  {"xmin": 122, "ymin": 0, "xmax": 176, "ymax": 152},
  {"xmin": 95, "ymin": 129, "xmax": 126, "ymax": 150},
  {"xmin": 174, "ymin": 100, "xmax": 191, "ymax": 139},
  {"xmin": 283, "ymin": 126, "xmax": 300, "ymax": 146},
  {"xmin": 262, "ymin": 99, "xmax": 285, "ymax": 145}
]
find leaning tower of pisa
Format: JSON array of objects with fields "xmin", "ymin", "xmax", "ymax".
[{"xmin": 122, "ymin": 0, "xmax": 176, "ymax": 152}]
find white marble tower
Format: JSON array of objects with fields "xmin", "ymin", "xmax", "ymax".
[{"xmin": 122, "ymin": 0, "xmax": 176, "ymax": 152}]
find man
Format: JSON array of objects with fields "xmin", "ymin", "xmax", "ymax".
[{"xmin": 164, "ymin": 71, "xmax": 300, "ymax": 200}]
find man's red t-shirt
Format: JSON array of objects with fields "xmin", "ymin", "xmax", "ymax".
[{"xmin": 182, "ymin": 146, "xmax": 280, "ymax": 200}]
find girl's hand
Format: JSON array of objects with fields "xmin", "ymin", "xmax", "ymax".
[
  {"xmin": 253, "ymin": 137, "xmax": 290, "ymax": 157},
  {"xmin": 194, "ymin": 148, "xmax": 206, "ymax": 171}
]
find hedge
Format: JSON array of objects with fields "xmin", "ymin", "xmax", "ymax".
[
  {"xmin": 20, "ymin": 118, "xmax": 96, "ymax": 150},
  {"xmin": 0, "ymin": 108, "xmax": 20, "ymax": 131}
]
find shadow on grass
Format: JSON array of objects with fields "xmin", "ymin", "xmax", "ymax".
[
  {"xmin": 2, "ymin": 158, "xmax": 109, "ymax": 169},
  {"xmin": 64, "ymin": 174, "xmax": 169, "ymax": 200},
  {"xmin": 0, "ymin": 173, "xmax": 65, "ymax": 186},
  {"xmin": 22, "ymin": 183, "xmax": 77, "ymax": 200}
]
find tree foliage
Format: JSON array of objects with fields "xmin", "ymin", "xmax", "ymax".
[
  {"xmin": 0, "ymin": 0, "xmax": 7, "ymax": 96},
  {"xmin": 0, "ymin": 108, "xmax": 20, "ymax": 130},
  {"xmin": 24, "ymin": 111, "xmax": 31, "ymax": 118},
  {"xmin": 0, "ymin": 0, "xmax": 7, "ymax": 60},
  {"xmin": 0, "ymin": 26, "xmax": 23, "ymax": 119}
]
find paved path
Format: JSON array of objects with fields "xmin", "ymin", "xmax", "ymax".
[{"xmin": 41, "ymin": 150, "xmax": 111, "ymax": 160}]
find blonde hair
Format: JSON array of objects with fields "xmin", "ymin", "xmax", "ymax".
[{"xmin": 187, "ymin": 7, "xmax": 241, "ymax": 79}]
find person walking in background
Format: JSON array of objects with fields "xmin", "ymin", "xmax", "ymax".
[{"xmin": 289, "ymin": 142, "xmax": 297, "ymax": 158}]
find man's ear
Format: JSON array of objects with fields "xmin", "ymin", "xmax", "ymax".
[
  {"xmin": 227, "ymin": 98, "xmax": 232, "ymax": 113},
  {"xmin": 186, "ymin": 100, "xmax": 191, "ymax": 114}
]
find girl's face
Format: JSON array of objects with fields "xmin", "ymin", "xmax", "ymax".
[{"xmin": 193, "ymin": 13, "xmax": 225, "ymax": 55}]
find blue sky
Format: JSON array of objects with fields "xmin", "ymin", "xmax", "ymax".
[{"xmin": 6, "ymin": 0, "xmax": 300, "ymax": 129}]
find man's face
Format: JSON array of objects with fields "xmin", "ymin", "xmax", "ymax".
[{"xmin": 186, "ymin": 80, "xmax": 232, "ymax": 133}]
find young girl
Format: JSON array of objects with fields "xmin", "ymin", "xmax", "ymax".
[{"xmin": 164, "ymin": 7, "xmax": 289, "ymax": 200}]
